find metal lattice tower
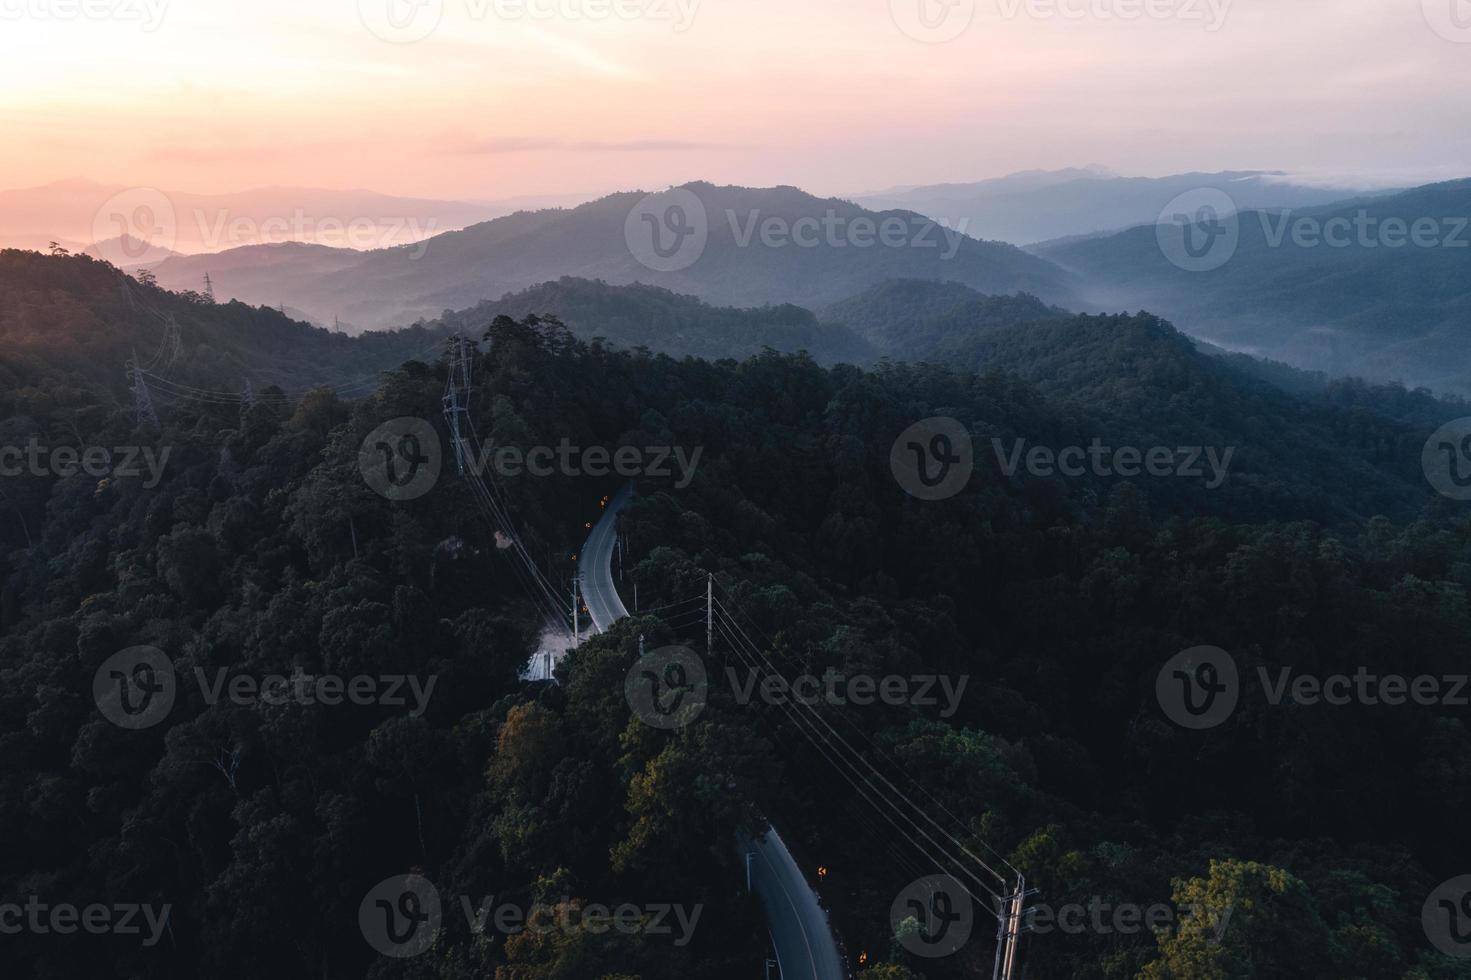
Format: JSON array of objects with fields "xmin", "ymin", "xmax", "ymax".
[
  {"xmin": 160, "ymin": 314, "xmax": 182, "ymax": 370},
  {"xmin": 127, "ymin": 353, "xmax": 159, "ymax": 430},
  {"xmin": 441, "ymin": 334, "xmax": 474, "ymax": 475},
  {"xmin": 202, "ymin": 272, "xmax": 215, "ymax": 302}
]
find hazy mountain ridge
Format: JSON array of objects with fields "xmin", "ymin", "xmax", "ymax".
[
  {"xmin": 1040, "ymin": 178, "xmax": 1471, "ymax": 394},
  {"xmin": 860, "ymin": 168, "xmax": 1395, "ymax": 246},
  {"xmin": 149, "ymin": 182, "xmax": 1080, "ymax": 331}
]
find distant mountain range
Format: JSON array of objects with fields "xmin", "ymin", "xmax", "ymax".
[
  {"xmin": 148, "ymin": 182, "xmax": 1079, "ymax": 331},
  {"xmin": 14, "ymin": 169, "xmax": 1471, "ymax": 394},
  {"xmin": 1038, "ymin": 178, "xmax": 1471, "ymax": 395},
  {"xmin": 857, "ymin": 168, "xmax": 1396, "ymax": 246}
]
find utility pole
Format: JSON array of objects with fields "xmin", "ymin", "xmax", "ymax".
[
  {"xmin": 127, "ymin": 354, "xmax": 159, "ymax": 430},
  {"xmin": 992, "ymin": 876, "xmax": 1031, "ymax": 980},
  {"xmin": 707, "ymin": 574, "xmax": 714, "ymax": 657},
  {"xmin": 572, "ymin": 577, "xmax": 580, "ymax": 645}
]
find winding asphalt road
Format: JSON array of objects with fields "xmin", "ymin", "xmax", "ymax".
[
  {"xmin": 580, "ymin": 483, "xmax": 633, "ymax": 633},
  {"xmin": 739, "ymin": 828, "xmax": 847, "ymax": 980},
  {"xmin": 579, "ymin": 484, "xmax": 846, "ymax": 979}
]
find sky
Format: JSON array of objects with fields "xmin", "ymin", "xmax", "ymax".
[{"xmin": 1, "ymin": 0, "xmax": 1468, "ymax": 201}]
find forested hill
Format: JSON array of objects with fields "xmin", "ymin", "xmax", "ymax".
[
  {"xmin": 2, "ymin": 302, "xmax": 1471, "ymax": 978},
  {"xmin": 818, "ymin": 278, "xmax": 1068, "ymax": 361},
  {"xmin": 423, "ymin": 276, "xmax": 879, "ymax": 366},
  {"xmin": 0, "ymin": 248, "xmax": 448, "ymax": 406}
]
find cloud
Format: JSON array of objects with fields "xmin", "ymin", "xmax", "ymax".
[{"xmin": 448, "ymin": 137, "xmax": 725, "ymax": 155}]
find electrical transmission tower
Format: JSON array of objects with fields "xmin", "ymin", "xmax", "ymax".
[
  {"xmin": 441, "ymin": 334, "xmax": 474, "ymax": 475},
  {"xmin": 242, "ymin": 378, "xmax": 255, "ymax": 411},
  {"xmin": 127, "ymin": 353, "xmax": 159, "ymax": 430},
  {"xmin": 202, "ymin": 272, "xmax": 215, "ymax": 302},
  {"xmin": 159, "ymin": 313, "xmax": 182, "ymax": 370}
]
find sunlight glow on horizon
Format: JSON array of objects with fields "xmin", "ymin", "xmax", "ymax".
[{"xmin": 1, "ymin": 0, "xmax": 1468, "ymax": 200}]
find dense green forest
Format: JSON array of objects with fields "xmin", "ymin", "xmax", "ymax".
[
  {"xmin": 4, "ymin": 255, "xmax": 1471, "ymax": 979},
  {"xmin": 424, "ymin": 276, "xmax": 878, "ymax": 366}
]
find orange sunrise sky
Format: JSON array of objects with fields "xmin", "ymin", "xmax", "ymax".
[{"xmin": 1, "ymin": 0, "xmax": 1469, "ymax": 201}]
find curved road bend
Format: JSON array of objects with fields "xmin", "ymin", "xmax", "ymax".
[
  {"xmin": 579, "ymin": 483, "xmax": 846, "ymax": 979},
  {"xmin": 581, "ymin": 483, "xmax": 633, "ymax": 633}
]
